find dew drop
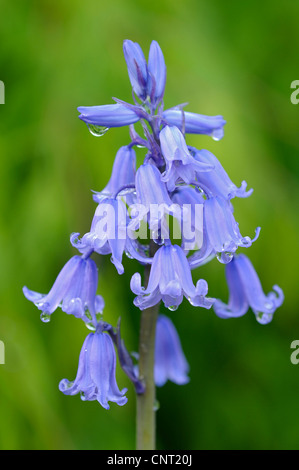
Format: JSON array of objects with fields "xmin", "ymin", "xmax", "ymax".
[
  {"xmin": 153, "ymin": 399, "xmax": 160, "ymax": 411},
  {"xmin": 188, "ymin": 297, "xmax": 196, "ymax": 307},
  {"xmin": 85, "ymin": 322, "xmax": 96, "ymax": 332},
  {"xmin": 211, "ymin": 128, "xmax": 224, "ymax": 141},
  {"xmin": 70, "ymin": 233, "xmax": 80, "ymax": 246},
  {"xmin": 216, "ymin": 251, "xmax": 233, "ymax": 264},
  {"xmin": 80, "ymin": 391, "xmax": 86, "ymax": 401},
  {"xmin": 118, "ymin": 187, "xmax": 136, "ymax": 197},
  {"xmin": 152, "ymin": 231, "xmax": 164, "ymax": 246},
  {"xmin": 125, "ymin": 250, "xmax": 134, "ymax": 259},
  {"xmin": 168, "ymin": 305, "xmax": 178, "ymax": 312},
  {"xmin": 40, "ymin": 312, "xmax": 51, "ymax": 323},
  {"xmin": 87, "ymin": 124, "xmax": 109, "ymax": 137},
  {"xmin": 256, "ymin": 312, "xmax": 272, "ymax": 325}
]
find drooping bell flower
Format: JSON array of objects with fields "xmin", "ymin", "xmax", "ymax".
[
  {"xmin": 130, "ymin": 243, "xmax": 214, "ymax": 311},
  {"xmin": 130, "ymin": 162, "xmax": 180, "ymax": 242},
  {"xmin": 160, "ymin": 125, "xmax": 214, "ymax": 191},
  {"xmin": 93, "ymin": 145, "xmax": 136, "ymax": 202},
  {"xmin": 71, "ymin": 197, "xmax": 127, "ymax": 274},
  {"xmin": 203, "ymin": 196, "xmax": 260, "ymax": 263},
  {"xmin": 23, "ymin": 255, "xmax": 104, "ymax": 326},
  {"xmin": 59, "ymin": 327, "xmax": 128, "ymax": 409},
  {"xmin": 190, "ymin": 147, "xmax": 253, "ymax": 200},
  {"xmin": 171, "ymin": 186, "xmax": 205, "ymax": 252},
  {"xmin": 154, "ymin": 315, "xmax": 189, "ymax": 387},
  {"xmin": 213, "ymin": 254, "xmax": 284, "ymax": 324}
]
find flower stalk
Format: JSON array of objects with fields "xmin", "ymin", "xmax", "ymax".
[{"xmin": 136, "ymin": 240, "xmax": 160, "ymax": 450}]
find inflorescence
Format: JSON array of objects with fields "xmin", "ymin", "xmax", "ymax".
[{"xmin": 23, "ymin": 40, "xmax": 284, "ymax": 409}]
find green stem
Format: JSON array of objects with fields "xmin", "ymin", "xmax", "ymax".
[{"xmin": 136, "ymin": 241, "xmax": 160, "ymax": 450}]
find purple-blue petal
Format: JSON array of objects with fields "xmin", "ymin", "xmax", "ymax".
[
  {"xmin": 123, "ymin": 40, "xmax": 148, "ymax": 101},
  {"xmin": 147, "ymin": 40, "xmax": 166, "ymax": 104},
  {"xmin": 236, "ymin": 254, "xmax": 284, "ymax": 324},
  {"xmin": 191, "ymin": 148, "xmax": 253, "ymax": 200},
  {"xmin": 135, "ymin": 163, "xmax": 173, "ymax": 207},
  {"xmin": 154, "ymin": 315, "xmax": 189, "ymax": 387},
  {"xmin": 204, "ymin": 196, "xmax": 259, "ymax": 259},
  {"xmin": 213, "ymin": 257, "xmax": 249, "ymax": 319},
  {"xmin": 59, "ymin": 331, "xmax": 127, "ymax": 409},
  {"xmin": 78, "ymin": 103, "xmax": 140, "ymax": 127},
  {"xmin": 214, "ymin": 254, "xmax": 284, "ymax": 324},
  {"xmin": 100, "ymin": 146, "xmax": 136, "ymax": 198},
  {"xmin": 23, "ymin": 255, "xmax": 103, "ymax": 327},
  {"xmin": 131, "ymin": 243, "xmax": 213, "ymax": 310},
  {"xmin": 163, "ymin": 109, "xmax": 226, "ymax": 138}
]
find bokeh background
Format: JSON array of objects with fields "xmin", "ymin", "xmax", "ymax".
[{"xmin": 0, "ymin": 0, "xmax": 299, "ymax": 450}]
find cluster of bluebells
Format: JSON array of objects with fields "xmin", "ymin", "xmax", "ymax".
[{"xmin": 23, "ymin": 40, "xmax": 284, "ymax": 410}]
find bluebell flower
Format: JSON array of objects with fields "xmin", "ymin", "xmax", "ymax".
[
  {"xmin": 203, "ymin": 196, "xmax": 260, "ymax": 263},
  {"xmin": 134, "ymin": 162, "xmax": 172, "ymax": 207},
  {"xmin": 171, "ymin": 186, "xmax": 206, "ymax": 252},
  {"xmin": 23, "ymin": 255, "xmax": 104, "ymax": 325},
  {"xmin": 187, "ymin": 194, "xmax": 260, "ymax": 268},
  {"xmin": 23, "ymin": 36, "xmax": 285, "ymax": 421},
  {"xmin": 130, "ymin": 243, "xmax": 214, "ymax": 310},
  {"xmin": 73, "ymin": 196, "xmax": 152, "ymax": 269},
  {"xmin": 190, "ymin": 147, "xmax": 253, "ymax": 199},
  {"xmin": 162, "ymin": 108, "xmax": 226, "ymax": 140},
  {"xmin": 59, "ymin": 327, "xmax": 128, "ymax": 409},
  {"xmin": 123, "ymin": 40, "xmax": 148, "ymax": 101},
  {"xmin": 93, "ymin": 145, "xmax": 136, "ymax": 199},
  {"xmin": 147, "ymin": 40, "xmax": 166, "ymax": 105},
  {"xmin": 129, "ymin": 162, "xmax": 180, "ymax": 241},
  {"xmin": 213, "ymin": 254, "xmax": 284, "ymax": 324},
  {"xmin": 71, "ymin": 197, "xmax": 127, "ymax": 274},
  {"xmin": 77, "ymin": 103, "xmax": 140, "ymax": 128},
  {"xmin": 154, "ymin": 315, "xmax": 189, "ymax": 387},
  {"xmin": 159, "ymin": 125, "xmax": 214, "ymax": 191}
]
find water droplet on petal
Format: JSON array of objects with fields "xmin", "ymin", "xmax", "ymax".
[
  {"xmin": 40, "ymin": 312, "xmax": 51, "ymax": 323},
  {"xmin": 211, "ymin": 128, "xmax": 224, "ymax": 141},
  {"xmin": 168, "ymin": 305, "xmax": 178, "ymax": 312},
  {"xmin": 154, "ymin": 237, "xmax": 164, "ymax": 246},
  {"xmin": 153, "ymin": 399, "xmax": 160, "ymax": 411},
  {"xmin": 87, "ymin": 124, "xmax": 109, "ymax": 137},
  {"xmin": 216, "ymin": 251, "xmax": 233, "ymax": 264},
  {"xmin": 70, "ymin": 233, "xmax": 80, "ymax": 246},
  {"xmin": 85, "ymin": 322, "xmax": 96, "ymax": 332},
  {"xmin": 125, "ymin": 250, "xmax": 134, "ymax": 259},
  {"xmin": 118, "ymin": 187, "xmax": 136, "ymax": 197},
  {"xmin": 152, "ymin": 230, "xmax": 164, "ymax": 245},
  {"xmin": 80, "ymin": 391, "xmax": 86, "ymax": 401},
  {"xmin": 256, "ymin": 311, "xmax": 273, "ymax": 325}
]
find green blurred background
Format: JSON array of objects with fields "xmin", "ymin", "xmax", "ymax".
[{"xmin": 0, "ymin": 0, "xmax": 299, "ymax": 450}]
